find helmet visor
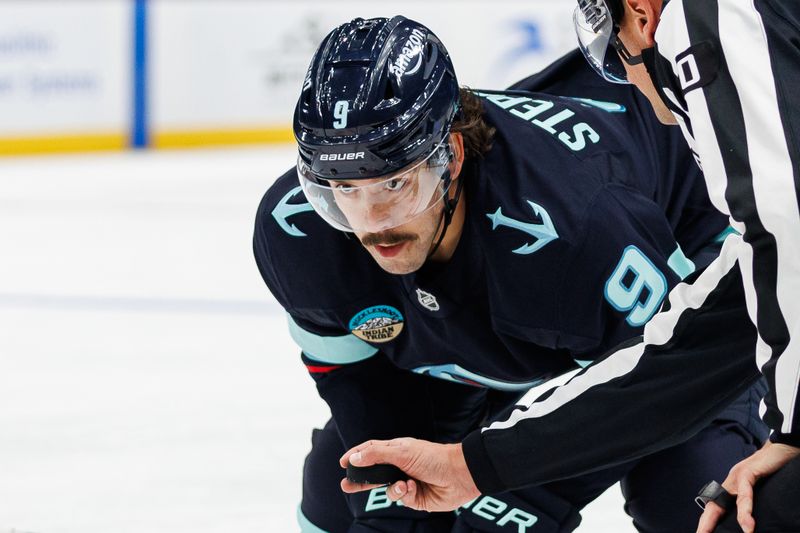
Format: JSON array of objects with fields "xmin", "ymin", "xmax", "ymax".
[
  {"xmin": 573, "ymin": 2, "xmax": 629, "ymax": 83},
  {"xmin": 298, "ymin": 141, "xmax": 453, "ymax": 233}
]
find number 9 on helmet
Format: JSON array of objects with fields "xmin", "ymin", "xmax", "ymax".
[{"xmin": 293, "ymin": 16, "xmax": 460, "ymax": 233}]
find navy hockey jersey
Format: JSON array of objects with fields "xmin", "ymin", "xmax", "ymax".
[{"xmin": 253, "ymin": 60, "xmax": 728, "ymax": 451}]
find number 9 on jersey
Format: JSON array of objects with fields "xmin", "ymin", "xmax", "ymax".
[{"xmin": 604, "ymin": 245, "xmax": 668, "ymax": 327}]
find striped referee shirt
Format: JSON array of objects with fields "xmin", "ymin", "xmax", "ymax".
[{"xmin": 646, "ymin": 0, "xmax": 800, "ymax": 446}]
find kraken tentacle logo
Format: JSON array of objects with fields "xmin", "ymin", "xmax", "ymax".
[
  {"xmin": 487, "ymin": 200, "xmax": 558, "ymax": 254},
  {"xmin": 349, "ymin": 305, "xmax": 404, "ymax": 343}
]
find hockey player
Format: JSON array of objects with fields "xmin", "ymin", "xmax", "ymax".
[
  {"xmin": 344, "ymin": 3, "xmax": 800, "ymax": 533},
  {"xmin": 255, "ymin": 16, "xmax": 766, "ymax": 532}
]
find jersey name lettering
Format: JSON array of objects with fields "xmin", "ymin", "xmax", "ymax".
[{"xmin": 476, "ymin": 92, "xmax": 600, "ymax": 152}]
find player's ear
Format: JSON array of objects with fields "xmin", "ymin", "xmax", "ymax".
[
  {"xmin": 622, "ymin": 0, "xmax": 661, "ymax": 47},
  {"xmin": 448, "ymin": 132, "xmax": 465, "ymax": 181}
]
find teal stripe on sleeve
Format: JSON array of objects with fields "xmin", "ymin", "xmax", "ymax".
[
  {"xmin": 714, "ymin": 225, "xmax": 741, "ymax": 243},
  {"xmin": 667, "ymin": 245, "xmax": 696, "ymax": 280},
  {"xmin": 287, "ymin": 314, "xmax": 378, "ymax": 364}
]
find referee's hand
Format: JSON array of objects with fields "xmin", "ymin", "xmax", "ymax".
[{"xmin": 696, "ymin": 441, "xmax": 800, "ymax": 533}]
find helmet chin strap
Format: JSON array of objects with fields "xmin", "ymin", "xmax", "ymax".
[{"xmin": 426, "ymin": 169, "xmax": 464, "ymax": 260}]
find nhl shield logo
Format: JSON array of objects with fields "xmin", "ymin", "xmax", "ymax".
[
  {"xmin": 416, "ymin": 289, "xmax": 440, "ymax": 312},
  {"xmin": 349, "ymin": 305, "xmax": 404, "ymax": 343}
]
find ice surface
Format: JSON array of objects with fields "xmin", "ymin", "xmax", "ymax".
[{"xmin": 0, "ymin": 148, "xmax": 633, "ymax": 532}]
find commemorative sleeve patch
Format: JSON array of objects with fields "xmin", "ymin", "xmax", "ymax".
[{"xmin": 349, "ymin": 305, "xmax": 405, "ymax": 343}]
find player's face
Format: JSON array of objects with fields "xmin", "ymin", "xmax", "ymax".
[
  {"xmin": 325, "ymin": 135, "xmax": 464, "ymax": 274},
  {"xmin": 333, "ymin": 177, "xmax": 449, "ymax": 275},
  {"xmin": 300, "ymin": 138, "xmax": 455, "ymax": 235},
  {"xmin": 359, "ymin": 200, "xmax": 447, "ymax": 274},
  {"xmin": 312, "ymin": 133, "xmax": 465, "ymax": 275}
]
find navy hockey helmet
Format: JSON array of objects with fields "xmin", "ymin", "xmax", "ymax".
[
  {"xmin": 294, "ymin": 16, "xmax": 461, "ymax": 233},
  {"xmin": 574, "ymin": 0, "xmax": 642, "ymax": 83}
]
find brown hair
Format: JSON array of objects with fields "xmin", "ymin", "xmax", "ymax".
[{"xmin": 452, "ymin": 88, "xmax": 495, "ymax": 159}]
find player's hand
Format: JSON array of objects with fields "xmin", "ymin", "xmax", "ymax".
[
  {"xmin": 339, "ymin": 438, "xmax": 481, "ymax": 512},
  {"xmin": 696, "ymin": 440, "xmax": 800, "ymax": 533}
]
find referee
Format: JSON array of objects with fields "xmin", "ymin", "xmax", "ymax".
[
  {"xmin": 341, "ymin": 2, "xmax": 800, "ymax": 532},
  {"xmin": 573, "ymin": 1, "xmax": 800, "ymax": 531}
]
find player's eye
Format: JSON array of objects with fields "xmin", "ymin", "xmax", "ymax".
[
  {"xmin": 384, "ymin": 177, "xmax": 407, "ymax": 192},
  {"xmin": 335, "ymin": 183, "xmax": 356, "ymax": 194}
]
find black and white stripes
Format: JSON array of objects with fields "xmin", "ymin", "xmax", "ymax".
[{"xmin": 657, "ymin": 0, "xmax": 800, "ymax": 439}]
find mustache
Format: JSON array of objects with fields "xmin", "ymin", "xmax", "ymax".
[{"xmin": 360, "ymin": 231, "xmax": 417, "ymax": 247}]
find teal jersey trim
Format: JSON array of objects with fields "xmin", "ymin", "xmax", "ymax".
[
  {"xmin": 287, "ymin": 314, "xmax": 378, "ymax": 364},
  {"xmin": 413, "ymin": 363, "xmax": 546, "ymax": 391},
  {"xmin": 667, "ymin": 245, "xmax": 696, "ymax": 280},
  {"xmin": 714, "ymin": 225, "xmax": 741, "ymax": 243},
  {"xmin": 574, "ymin": 359, "xmax": 593, "ymax": 368},
  {"xmin": 570, "ymin": 97, "xmax": 627, "ymax": 113},
  {"xmin": 297, "ymin": 505, "xmax": 330, "ymax": 533}
]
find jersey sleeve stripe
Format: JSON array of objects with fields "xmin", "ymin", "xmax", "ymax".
[
  {"xmin": 287, "ymin": 314, "xmax": 378, "ymax": 365},
  {"xmin": 667, "ymin": 244, "xmax": 696, "ymax": 280}
]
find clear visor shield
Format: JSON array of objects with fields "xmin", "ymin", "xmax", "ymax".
[
  {"xmin": 573, "ymin": 1, "xmax": 629, "ymax": 83},
  {"xmin": 298, "ymin": 142, "xmax": 452, "ymax": 233}
]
